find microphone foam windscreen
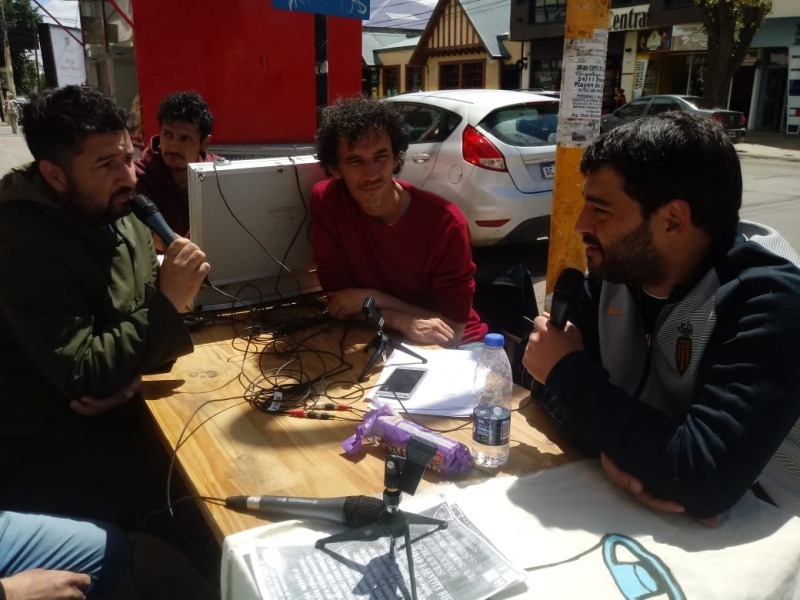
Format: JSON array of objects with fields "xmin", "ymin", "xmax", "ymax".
[
  {"xmin": 130, "ymin": 194, "xmax": 158, "ymax": 219},
  {"xmin": 554, "ymin": 268, "xmax": 585, "ymax": 298},
  {"xmin": 343, "ymin": 496, "xmax": 385, "ymax": 527}
]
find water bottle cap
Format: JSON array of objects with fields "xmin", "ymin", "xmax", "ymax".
[{"xmin": 484, "ymin": 333, "xmax": 505, "ymax": 348}]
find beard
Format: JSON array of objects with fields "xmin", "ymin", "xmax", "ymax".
[
  {"xmin": 64, "ymin": 172, "xmax": 134, "ymax": 225},
  {"xmin": 584, "ymin": 219, "xmax": 667, "ymax": 286}
]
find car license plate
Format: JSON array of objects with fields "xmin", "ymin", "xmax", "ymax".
[{"xmin": 541, "ymin": 162, "xmax": 555, "ymax": 179}]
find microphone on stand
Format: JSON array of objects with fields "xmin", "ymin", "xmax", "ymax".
[
  {"xmin": 224, "ymin": 494, "xmax": 386, "ymax": 527},
  {"xmin": 531, "ymin": 267, "xmax": 586, "ymax": 399}
]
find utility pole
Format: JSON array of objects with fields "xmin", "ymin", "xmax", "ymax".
[
  {"xmin": 545, "ymin": 0, "xmax": 610, "ymax": 298},
  {"xmin": 1, "ymin": 0, "xmax": 16, "ymax": 96},
  {"xmin": 31, "ymin": 12, "xmax": 39, "ymax": 92}
]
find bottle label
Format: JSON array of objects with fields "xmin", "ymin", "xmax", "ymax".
[{"xmin": 472, "ymin": 406, "xmax": 510, "ymax": 446}]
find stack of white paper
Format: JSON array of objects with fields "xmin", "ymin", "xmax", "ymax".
[{"xmin": 369, "ymin": 347, "xmax": 480, "ymax": 417}]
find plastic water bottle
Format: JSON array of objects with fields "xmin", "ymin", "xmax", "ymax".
[{"xmin": 472, "ymin": 333, "xmax": 512, "ymax": 468}]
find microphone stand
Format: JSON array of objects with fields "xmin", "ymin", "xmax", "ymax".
[
  {"xmin": 359, "ymin": 297, "xmax": 427, "ymax": 382},
  {"xmin": 315, "ymin": 437, "xmax": 448, "ymax": 600}
]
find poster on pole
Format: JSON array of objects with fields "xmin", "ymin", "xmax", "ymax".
[
  {"xmin": 37, "ymin": 24, "xmax": 86, "ymax": 88},
  {"xmin": 557, "ymin": 29, "xmax": 608, "ymax": 148},
  {"xmin": 273, "ymin": 0, "xmax": 371, "ymax": 19}
]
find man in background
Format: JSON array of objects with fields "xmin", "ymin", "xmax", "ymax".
[
  {"xmin": 311, "ymin": 96, "xmax": 487, "ymax": 347},
  {"xmin": 613, "ymin": 88, "xmax": 627, "ymax": 109},
  {"xmin": 135, "ymin": 90, "xmax": 219, "ymax": 243},
  {"xmin": 0, "ymin": 85, "xmax": 210, "ymax": 529},
  {"xmin": 4, "ymin": 91, "xmax": 20, "ymax": 134}
]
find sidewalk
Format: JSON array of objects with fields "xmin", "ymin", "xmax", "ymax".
[
  {"xmin": 735, "ymin": 129, "xmax": 800, "ymax": 162},
  {"xmin": 3, "ymin": 120, "xmax": 800, "ymax": 179},
  {"xmin": 0, "ymin": 123, "xmax": 33, "ymax": 176}
]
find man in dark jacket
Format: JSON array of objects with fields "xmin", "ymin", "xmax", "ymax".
[
  {"xmin": 524, "ymin": 112, "xmax": 800, "ymax": 522},
  {"xmin": 0, "ymin": 85, "xmax": 210, "ymax": 528},
  {"xmin": 135, "ymin": 90, "xmax": 219, "ymax": 244}
]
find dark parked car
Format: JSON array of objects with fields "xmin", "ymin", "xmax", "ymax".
[{"xmin": 601, "ymin": 94, "xmax": 746, "ymax": 141}]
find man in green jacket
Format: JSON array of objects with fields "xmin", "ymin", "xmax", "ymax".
[{"xmin": 0, "ymin": 86, "xmax": 210, "ymax": 528}]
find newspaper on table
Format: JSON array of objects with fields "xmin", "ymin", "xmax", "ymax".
[{"xmin": 244, "ymin": 501, "xmax": 526, "ymax": 600}]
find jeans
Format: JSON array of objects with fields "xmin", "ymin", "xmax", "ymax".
[{"xmin": 0, "ymin": 511, "xmax": 130, "ymax": 598}]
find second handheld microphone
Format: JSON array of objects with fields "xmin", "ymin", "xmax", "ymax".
[
  {"xmin": 531, "ymin": 267, "xmax": 585, "ymax": 399},
  {"xmin": 548, "ymin": 267, "xmax": 586, "ymax": 330}
]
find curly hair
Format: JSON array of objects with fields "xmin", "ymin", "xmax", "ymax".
[
  {"xmin": 581, "ymin": 112, "xmax": 741, "ymax": 241},
  {"xmin": 157, "ymin": 91, "xmax": 214, "ymax": 140},
  {"xmin": 21, "ymin": 86, "xmax": 129, "ymax": 168},
  {"xmin": 315, "ymin": 96, "xmax": 408, "ymax": 176}
]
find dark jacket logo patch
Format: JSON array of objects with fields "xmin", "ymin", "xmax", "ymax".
[{"xmin": 676, "ymin": 322, "xmax": 693, "ymax": 376}]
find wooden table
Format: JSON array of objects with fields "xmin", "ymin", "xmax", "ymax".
[{"xmin": 142, "ymin": 309, "xmax": 582, "ymax": 544}]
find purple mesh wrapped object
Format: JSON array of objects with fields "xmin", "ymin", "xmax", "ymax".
[{"xmin": 342, "ymin": 405, "xmax": 473, "ymax": 477}]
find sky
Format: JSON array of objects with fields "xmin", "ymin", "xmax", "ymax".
[{"xmin": 36, "ymin": 0, "xmax": 81, "ymax": 28}]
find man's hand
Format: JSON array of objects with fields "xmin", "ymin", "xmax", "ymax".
[
  {"xmin": 392, "ymin": 314, "xmax": 455, "ymax": 347},
  {"xmin": 327, "ymin": 288, "xmax": 376, "ymax": 319},
  {"xmin": 600, "ymin": 453, "xmax": 719, "ymax": 527},
  {"xmin": 326, "ymin": 288, "xmax": 461, "ymax": 346},
  {"xmin": 0, "ymin": 569, "xmax": 92, "ymax": 600},
  {"xmin": 158, "ymin": 237, "xmax": 210, "ymax": 311},
  {"xmin": 151, "ymin": 232, "xmax": 167, "ymax": 254},
  {"xmin": 70, "ymin": 377, "xmax": 142, "ymax": 417},
  {"xmin": 522, "ymin": 312, "xmax": 584, "ymax": 383}
]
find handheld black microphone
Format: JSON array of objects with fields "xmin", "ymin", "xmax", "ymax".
[
  {"xmin": 548, "ymin": 267, "xmax": 586, "ymax": 330},
  {"xmin": 531, "ymin": 267, "xmax": 585, "ymax": 399},
  {"xmin": 224, "ymin": 494, "xmax": 386, "ymax": 527},
  {"xmin": 130, "ymin": 194, "xmax": 213, "ymax": 290},
  {"xmin": 130, "ymin": 194, "xmax": 178, "ymax": 246}
]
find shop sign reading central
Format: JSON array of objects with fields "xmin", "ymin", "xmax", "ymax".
[{"xmin": 609, "ymin": 4, "xmax": 649, "ymax": 32}]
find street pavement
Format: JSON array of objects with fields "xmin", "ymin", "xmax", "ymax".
[
  {"xmin": 735, "ymin": 129, "xmax": 800, "ymax": 163},
  {"xmin": 3, "ymin": 119, "xmax": 800, "ymax": 177},
  {"xmin": 0, "ymin": 123, "xmax": 33, "ymax": 175}
]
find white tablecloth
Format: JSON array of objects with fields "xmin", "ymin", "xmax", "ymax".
[{"xmin": 222, "ymin": 459, "xmax": 800, "ymax": 599}]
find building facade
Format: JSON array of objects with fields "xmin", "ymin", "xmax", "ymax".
[
  {"xmin": 370, "ymin": 0, "xmax": 525, "ymax": 98},
  {"xmin": 510, "ymin": 0, "xmax": 800, "ymax": 133},
  {"xmin": 69, "ymin": 0, "xmax": 362, "ymax": 146}
]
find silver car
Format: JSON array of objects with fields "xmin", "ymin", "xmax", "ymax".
[
  {"xmin": 384, "ymin": 89, "xmax": 558, "ymax": 246},
  {"xmin": 601, "ymin": 94, "xmax": 747, "ymax": 141}
]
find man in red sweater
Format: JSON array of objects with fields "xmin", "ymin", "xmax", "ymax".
[
  {"xmin": 311, "ymin": 96, "xmax": 487, "ymax": 347},
  {"xmin": 135, "ymin": 91, "xmax": 219, "ymax": 247}
]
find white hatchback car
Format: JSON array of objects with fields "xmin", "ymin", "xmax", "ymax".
[{"xmin": 384, "ymin": 89, "xmax": 558, "ymax": 246}]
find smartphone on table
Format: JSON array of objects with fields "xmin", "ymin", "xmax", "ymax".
[{"xmin": 376, "ymin": 367, "xmax": 428, "ymax": 400}]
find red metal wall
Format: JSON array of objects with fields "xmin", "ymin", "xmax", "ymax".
[{"xmin": 130, "ymin": 0, "xmax": 362, "ymax": 144}]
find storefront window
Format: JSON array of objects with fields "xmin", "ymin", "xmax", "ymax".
[
  {"xmin": 439, "ymin": 61, "xmax": 485, "ymax": 89},
  {"xmin": 440, "ymin": 64, "xmax": 460, "ymax": 89},
  {"xmin": 383, "ymin": 66, "xmax": 400, "ymax": 97},
  {"xmin": 531, "ymin": 58, "xmax": 562, "ymax": 91},
  {"xmin": 406, "ymin": 66, "xmax": 424, "ymax": 92},
  {"xmin": 462, "ymin": 63, "xmax": 484, "ymax": 88}
]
